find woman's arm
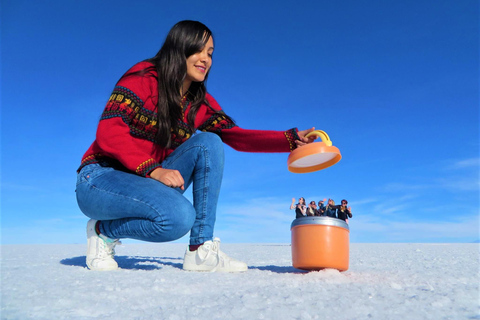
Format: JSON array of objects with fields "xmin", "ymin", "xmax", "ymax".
[
  {"xmin": 290, "ymin": 198, "xmax": 296, "ymax": 210},
  {"xmin": 197, "ymin": 94, "xmax": 318, "ymax": 153}
]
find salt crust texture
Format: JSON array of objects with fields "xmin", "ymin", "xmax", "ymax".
[{"xmin": 1, "ymin": 243, "xmax": 479, "ymax": 320}]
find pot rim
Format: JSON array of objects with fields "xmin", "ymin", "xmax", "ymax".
[{"xmin": 290, "ymin": 216, "xmax": 349, "ymax": 230}]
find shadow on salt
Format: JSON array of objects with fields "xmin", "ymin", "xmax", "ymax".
[
  {"xmin": 60, "ymin": 255, "xmax": 183, "ymax": 271},
  {"xmin": 60, "ymin": 256, "xmax": 349, "ymax": 275}
]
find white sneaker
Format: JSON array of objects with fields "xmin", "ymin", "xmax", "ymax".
[
  {"xmin": 86, "ymin": 219, "xmax": 120, "ymax": 271},
  {"xmin": 183, "ymin": 237, "xmax": 248, "ymax": 273}
]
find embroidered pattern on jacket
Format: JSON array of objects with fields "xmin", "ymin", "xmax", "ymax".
[
  {"xmin": 101, "ymin": 86, "xmax": 158, "ymax": 142},
  {"xmin": 79, "ymin": 153, "xmax": 104, "ymax": 168},
  {"xmin": 136, "ymin": 158, "xmax": 161, "ymax": 176},
  {"xmin": 198, "ymin": 111, "xmax": 236, "ymax": 134},
  {"xmin": 284, "ymin": 128, "xmax": 300, "ymax": 151},
  {"xmin": 171, "ymin": 120, "xmax": 194, "ymax": 150}
]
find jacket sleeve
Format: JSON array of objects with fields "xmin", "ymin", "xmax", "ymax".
[
  {"xmin": 94, "ymin": 66, "xmax": 164, "ymax": 176},
  {"xmin": 197, "ymin": 94, "xmax": 300, "ymax": 153}
]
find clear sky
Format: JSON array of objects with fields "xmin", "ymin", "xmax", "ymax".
[{"xmin": 2, "ymin": 0, "xmax": 479, "ymax": 245}]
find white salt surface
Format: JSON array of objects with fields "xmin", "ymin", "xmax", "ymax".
[{"xmin": 1, "ymin": 243, "xmax": 479, "ymax": 320}]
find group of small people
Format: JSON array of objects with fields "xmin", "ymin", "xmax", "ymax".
[{"xmin": 290, "ymin": 197, "xmax": 353, "ymax": 222}]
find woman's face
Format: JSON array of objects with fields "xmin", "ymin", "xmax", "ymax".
[{"xmin": 185, "ymin": 36, "xmax": 214, "ymax": 83}]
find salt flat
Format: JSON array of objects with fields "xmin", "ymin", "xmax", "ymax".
[{"xmin": 1, "ymin": 243, "xmax": 479, "ymax": 320}]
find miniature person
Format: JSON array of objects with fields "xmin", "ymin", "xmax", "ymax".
[
  {"xmin": 317, "ymin": 198, "xmax": 327, "ymax": 216},
  {"xmin": 336, "ymin": 199, "xmax": 353, "ymax": 222},
  {"xmin": 324, "ymin": 199, "xmax": 337, "ymax": 218},
  {"xmin": 306, "ymin": 201, "xmax": 319, "ymax": 216},
  {"xmin": 291, "ymin": 197, "xmax": 307, "ymax": 218}
]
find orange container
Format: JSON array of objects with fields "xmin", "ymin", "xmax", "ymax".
[{"xmin": 291, "ymin": 216, "xmax": 349, "ymax": 271}]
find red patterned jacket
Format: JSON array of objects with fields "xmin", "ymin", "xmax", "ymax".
[{"xmin": 78, "ymin": 61, "xmax": 300, "ymax": 177}]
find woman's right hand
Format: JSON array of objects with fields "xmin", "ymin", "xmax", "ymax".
[
  {"xmin": 150, "ymin": 167, "xmax": 185, "ymax": 190},
  {"xmin": 295, "ymin": 127, "xmax": 317, "ymax": 147}
]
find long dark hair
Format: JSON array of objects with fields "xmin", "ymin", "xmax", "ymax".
[{"xmin": 145, "ymin": 20, "xmax": 212, "ymax": 148}]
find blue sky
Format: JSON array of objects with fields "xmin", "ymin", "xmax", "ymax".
[{"xmin": 1, "ymin": 0, "xmax": 478, "ymax": 244}]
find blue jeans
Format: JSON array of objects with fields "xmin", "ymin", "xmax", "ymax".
[{"xmin": 75, "ymin": 132, "xmax": 224, "ymax": 245}]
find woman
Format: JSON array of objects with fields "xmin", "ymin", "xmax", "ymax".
[
  {"xmin": 336, "ymin": 199, "xmax": 353, "ymax": 222},
  {"xmin": 317, "ymin": 198, "xmax": 327, "ymax": 216},
  {"xmin": 76, "ymin": 20, "xmax": 317, "ymax": 272},
  {"xmin": 290, "ymin": 197, "xmax": 307, "ymax": 218},
  {"xmin": 324, "ymin": 199, "xmax": 338, "ymax": 218},
  {"xmin": 306, "ymin": 201, "xmax": 319, "ymax": 216}
]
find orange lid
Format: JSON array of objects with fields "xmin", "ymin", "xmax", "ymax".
[{"xmin": 287, "ymin": 130, "xmax": 342, "ymax": 173}]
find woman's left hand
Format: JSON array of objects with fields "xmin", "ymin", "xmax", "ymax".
[{"xmin": 295, "ymin": 127, "xmax": 317, "ymax": 147}]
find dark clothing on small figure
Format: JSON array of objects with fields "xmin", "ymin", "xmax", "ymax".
[
  {"xmin": 317, "ymin": 203, "xmax": 326, "ymax": 216},
  {"xmin": 324, "ymin": 205, "xmax": 337, "ymax": 218},
  {"xmin": 295, "ymin": 206, "xmax": 306, "ymax": 219},
  {"xmin": 335, "ymin": 206, "xmax": 352, "ymax": 221}
]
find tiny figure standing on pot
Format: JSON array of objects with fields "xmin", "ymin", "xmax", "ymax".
[
  {"xmin": 336, "ymin": 199, "xmax": 353, "ymax": 223},
  {"xmin": 324, "ymin": 199, "xmax": 338, "ymax": 218},
  {"xmin": 306, "ymin": 201, "xmax": 319, "ymax": 216},
  {"xmin": 317, "ymin": 198, "xmax": 327, "ymax": 216},
  {"xmin": 290, "ymin": 197, "xmax": 307, "ymax": 218}
]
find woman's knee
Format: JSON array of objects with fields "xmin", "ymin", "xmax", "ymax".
[
  {"xmin": 200, "ymin": 131, "xmax": 222, "ymax": 144},
  {"xmin": 194, "ymin": 132, "xmax": 223, "ymax": 153},
  {"xmin": 150, "ymin": 201, "xmax": 196, "ymax": 242},
  {"xmin": 195, "ymin": 133, "xmax": 225, "ymax": 169}
]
